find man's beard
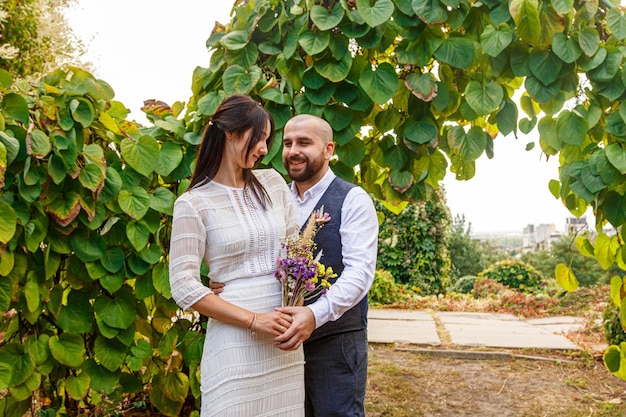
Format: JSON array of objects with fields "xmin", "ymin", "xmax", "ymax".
[{"xmin": 284, "ymin": 154, "xmax": 325, "ymax": 182}]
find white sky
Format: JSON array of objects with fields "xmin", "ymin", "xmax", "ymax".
[{"xmin": 65, "ymin": 0, "xmax": 591, "ymax": 235}]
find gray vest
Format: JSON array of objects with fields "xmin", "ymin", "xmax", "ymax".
[{"xmin": 304, "ymin": 176, "xmax": 368, "ymax": 343}]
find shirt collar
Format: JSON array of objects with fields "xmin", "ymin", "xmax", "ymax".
[{"xmin": 290, "ymin": 168, "xmax": 336, "ymax": 203}]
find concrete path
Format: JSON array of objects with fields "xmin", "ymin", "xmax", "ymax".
[{"xmin": 367, "ymin": 309, "xmax": 584, "ymax": 350}]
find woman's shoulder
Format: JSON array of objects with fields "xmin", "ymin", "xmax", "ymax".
[{"xmin": 253, "ymin": 168, "xmax": 287, "ymax": 185}]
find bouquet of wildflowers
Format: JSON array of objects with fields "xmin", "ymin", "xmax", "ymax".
[{"xmin": 275, "ymin": 206, "xmax": 336, "ymax": 307}]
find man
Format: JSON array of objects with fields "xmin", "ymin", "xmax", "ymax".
[
  {"xmin": 275, "ymin": 114, "xmax": 378, "ymax": 417},
  {"xmin": 211, "ymin": 114, "xmax": 378, "ymax": 416}
]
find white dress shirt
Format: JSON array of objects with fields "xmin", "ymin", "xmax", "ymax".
[{"xmin": 290, "ymin": 169, "xmax": 379, "ymax": 329}]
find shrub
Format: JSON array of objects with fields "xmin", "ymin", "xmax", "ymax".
[
  {"xmin": 472, "ymin": 278, "xmax": 509, "ymax": 299},
  {"xmin": 603, "ymin": 301, "xmax": 626, "ymax": 346},
  {"xmin": 452, "ymin": 275, "xmax": 477, "ymax": 294},
  {"xmin": 478, "ymin": 259, "xmax": 545, "ymax": 294},
  {"xmin": 369, "ymin": 269, "xmax": 401, "ymax": 305}
]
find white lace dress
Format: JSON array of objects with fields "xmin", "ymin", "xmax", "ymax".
[{"xmin": 169, "ymin": 169, "xmax": 305, "ymax": 417}]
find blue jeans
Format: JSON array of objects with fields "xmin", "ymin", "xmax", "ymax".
[{"xmin": 303, "ymin": 329, "xmax": 368, "ymax": 417}]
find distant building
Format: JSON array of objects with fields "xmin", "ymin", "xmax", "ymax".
[
  {"xmin": 565, "ymin": 217, "xmax": 588, "ymax": 235},
  {"xmin": 522, "ymin": 223, "xmax": 562, "ymax": 251}
]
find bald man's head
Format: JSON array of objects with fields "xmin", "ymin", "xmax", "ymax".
[{"xmin": 285, "ymin": 114, "xmax": 333, "ymax": 144}]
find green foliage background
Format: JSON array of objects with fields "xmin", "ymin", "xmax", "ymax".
[{"xmin": 4, "ymin": 0, "xmax": 626, "ymax": 414}]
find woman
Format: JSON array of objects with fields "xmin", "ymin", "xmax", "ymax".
[{"xmin": 169, "ymin": 95, "xmax": 304, "ymax": 416}]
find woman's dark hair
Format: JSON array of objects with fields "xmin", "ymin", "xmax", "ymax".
[{"xmin": 189, "ymin": 94, "xmax": 275, "ymax": 208}]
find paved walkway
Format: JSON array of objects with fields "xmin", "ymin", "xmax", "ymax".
[{"xmin": 367, "ymin": 309, "xmax": 586, "ymax": 350}]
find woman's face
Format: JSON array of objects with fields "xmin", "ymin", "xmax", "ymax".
[{"xmin": 230, "ymin": 119, "xmax": 271, "ymax": 169}]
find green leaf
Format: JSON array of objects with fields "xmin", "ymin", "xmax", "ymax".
[
  {"xmin": 152, "ymin": 261, "xmax": 171, "ymax": 298},
  {"xmin": 610, "ymin": 276, "xmax": 624, "ymax": 306},
  {"xmin": 579, "ymin": 27, "xmax": 600, "ymax": 57},
  {"xmin": 29, "ymin": 129, "xmax": 51, "ymax": 158},
  {"xmin": 120, "ymin": 135, "xmax": 159, "ymax": 178},
  {"xmin": 49, "ymin": 333, "xmax": 86, "ymax": 368},
  {"xmin": 314, "ymin": 53, "xmax": 353, "ymax": 83},
  {"xmin": 496, "ymin": 99, "xmax": 518, "ymax": 137},
  {"xmin": 464, "ymin": 81, "xmax": 503, "ymax": 116},
  {"xmin": 66, "ymin": 372, "xmax": 90, "ymax": 400},
  {"xmin": 94, "ymin": 336, "xmax": 127, "ymax": 372},
  {"xmin": 197, "ymin": 91, "xmax": 226, "ymax": 116},
  {"xmin": 336, "ymin": 139, "xmax": 366, "ymax": 167},
  {"xmin": 70, "ymin": 98, "xmax": 95, "ymax": 127},
  {"xmin": 79, "ymin": 164, "xmax": 105, "ymax": 192},
  {"xmin": 551, "ymin": 33, "xmax": 581, "ymax": 64},
  {"xmin": 94, "ymin": 290, "xmax": 136, "ymax": 330},
  {"xmin": 150, "ymin": 187, "xmax": 176, "ymax": 216},
  {"xmin": 0, "ymin": 68, "xmax": 12, "ymax": 88},
  {"xmin": 480, "ymin": 24, "xmax": 514, "ymax": 57},
  {"xmin": 299, "ymin": 30, "xmax": 330, "ymax": 56},
  {"xmin": 389, "ymin": 170, "xmax": 413, "ymax": 193},
  {"xmin": 82, "ymin": 359, "xmax": 120, "ymax": 394},
  {"xmin": 555, "ymin": 111, "xmax": 587, "ymax": 146},
  {"xmin": 131, "ymin": 339, "xmax": 153, "ymax": 359},
  {"xmin": 70, "ymin": 229, "xmax": 106, "ymax": 263},
  {"xmin": 405, "ymin": 73, "xmax": 437, "ymax": 101},
  {"xmin": 605, "ymin": 144, "xmax": 626, "ymax": 174},
  {"xmin": 150, "ymin": 372, "xmax": 188, "ymax": 416},
  {"xmin": 0, "ymin": 131, "xmax": 19, "ymax": 164},
  {"xmin": 311, "ymin": 3, "xmax": 345, "ymax": 31},
  {"xmin": 551, "ymin": 0, "xmax": 573, "ymax": 14},
  {"xmin": 118, "ymin": 186, "xmax": 151, "ymax": 220},
  {"xmin": 448, "ymin": 126, "xmax": 487, "ymax": 161},
  {"xmin": 2, "ymin": 93, "xmax": 29, "ymax": 124},
  {"xmin": 26, "ymin": 334, "xmax": 50, "ymax": 366},
  {"xmin": 555, "ymin": 263, "xmax": 579, "ymax": 292},
  {"xmin": 323, "ymin": 105, "xmax": 353, "ymax": 132},
  {"xmin": 220, "ymin": 30, "xmax": 248, "ymax": 50},
  {"xmin": 0, "ymin": 201, "xmax": 16, "ymax": 243},
  {"xmin": 594, "ymin": 233, "xmax": 619, "ymax": 270},
  {"xmin": 525, "ymin": 76, "xmax": 560, "ymax": 103},
  {"xmin": 404, "ymin": 119, "xmax": 438, "ymax": 145},
  {"xmin": 412, "ymin": 0, "xmax": 448, "ymax": 23},
  {"xmin": 607, "ymin": 8, "xmax": 626, "ymax": 41},
  {"xmin": 509, "ymin": 0, "xmax": 541, "ymax": 42},
  {"xmin": 359, "ymin": 62, "xmax": 398, "ymax": 105},
  {"xmin": 433, "ymin": 34, "xmax": 474, "ymax": 69},
  {"xmin": 101, "ymin": 246, "xmax": 125, "ymax": 273},
  {"xmin": 357, "ymin": 0, "xmax": 394, "ymax": 27},
  {"xmin": 222, "ymin": 65, "xmax": 262, "ymax": 95},
  {"xmin": 528, "ymin": 50, "xmax": 562, "ymax": 85},
  {"xmin": 126, "ymin": 220, "xmax": 150, "ymax": 252},
  {"xmin": 57, "ymin": 290, "xmax": 93, "ymax": 333}
]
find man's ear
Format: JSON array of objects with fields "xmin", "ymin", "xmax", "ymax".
[{"xmin": 324, "ymin": 141, "xmax": 335, "ymax": 159}]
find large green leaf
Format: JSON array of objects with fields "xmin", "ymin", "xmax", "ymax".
[
  {"xmin": 150, "ymin": 187, "xmax": 176, "ymax": 216},
  {"xmin": 118, "ymin": 186, "xmax": 151, "ymax": 220},
  {"xmin": 28, "ymin": 129, "xmax": 51, "ymax": 158},
  {"xmin": 447, "ymin": 126, "xmax": 487, "ymax": 161},
  {"xmin": 66, "ymin": 372, "xmax": 90, "ymax": 400},
  {"xmin": 82, "ymin": 359, "xmax": 120, "ymax": 394},
  {"xmin": 405, "ymin": 73, "xmax": 437, "ymax": 101},
  {"xmin": 555, "ymin": 263, "xmax": 578, "ymax": 292},
  {"xmin": 126, "ymin": 220, "xmax": 150, "ymax": 252},
  {"xmin": 433, "ymin": 34, "xmax": 474, "ymax": 69},
  {"xmin": 594, "ymin": 233, "xmax": 619, "ymax": 270},
  {"xmin": 219, "ymin": 30, "xmax": 248, "ymax": 50},
  {"xmin": 197, "ymin": 91, "xmax": 226, "ymax": 116},
  {"xmin": 150, "ymin": 372, "xmax": 188, "ymax": 416},
  {"xmin": 606, "ymin": 144, "xmax": 626, "ymax": 174},
  {"xmin": 0, "ymin": 201, "xmax": 16, "ymax": 243},
  {"xmin": 79, "ymin": 163, "xmax": 105, "ymax": 192},
  {"xmin": 404, "ymin": 118, "xmax": 438, "ymax": 145},
  {"xmin": 222, "ymin": 65, "xmax": 262, "ymax": 95},
  {"xmin": 101, "ymin": 246, "xmax": 125, "ymax": 273},
  {"xmin": 299, "ymin": 30, "xmax": 330, "ymax": 56},
  {"xmin": 335, "ymin": 139, "xmax": 366, "ymax": 167},
  {"xmin": 2, "ymin": 93, "xmax": 29, "ymax": 124},
  {"xmin": 153, "ymin": 261, "xmax": 171, "ymax": 298},
  {"xmin": 496, "ymin": 98, "xmax": 518, "ymax": 137},
  {"xmin": 528, "ymin": 50, "xmax": 562, "ymax": 85},
  {"xmin": 607, "ymin": 8, "xmax": 626, "ymax": 41},
  {"xmin": 311, "ymin": 3, "xmax": 345, "ymax": 30},
  {"xmin": 94, "ymin": 336, "xmax": 127, "ymax": 372},
  {"xmin": 314, "ymin": 53, "xmax": 353, "ymax": 83},
  {"xmin": 94, "ymin": 289, "xmax": 136, "ymax": 330},
  {"xmin": 0, "ymin": 131, "xmax": 19, "ymax": 163},
  {"xmin": 57, "ymin": 290, "xmax": 93, "ymax": 333},
  {"xmin": 556, "ymin": 111, "xmax": 587, "ymax": 146},
  {"xmin": 26, "ymin": 334, "xmax": 50, "ymax": 366},
  {"xmin": 480, "ymin": 24, "xmax": 514, "ymax": 57},
  {"xmin": 551, "ymin": 33, "xmax": 581, "ymax": 64},
  {"xmin": 70, "ymin": 98, "xmax": 95, "ymax": 127},
  {"xmin": 70, "ymin": 228, "xmax": 106, "ymax": 262},
  {"xmin": 120, "ymin": 135, "xmax": 159, "ymax": 178},
  {"xmin": 509, "ymin": 0, "xmax": 541, "ymax": 42},
  {"xmin": 357, "ymin": 0, "xmax": 394, "ymax": 27},
  {"xmin": 579, "ymin": 26, "xmax": 600, "ymax": 57},
  {"xmin": 412, "ymin": 0, "xmax": 448, "ymax": 23},
  {"xmin": 359, "ymin": 62, "xmax": 398, "ymax": 104},
  {"xmin": 49, "ymin": 333, "xmax": 86, "ymax": 368},
  {"xmin": 464, "ymin": 81, "xmax": 503, "ymax": 116}
]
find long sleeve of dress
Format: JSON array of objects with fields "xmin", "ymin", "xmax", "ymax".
[{"xmin": 169, "ymin": 197, "xmax": 213, "ymax": 311}]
